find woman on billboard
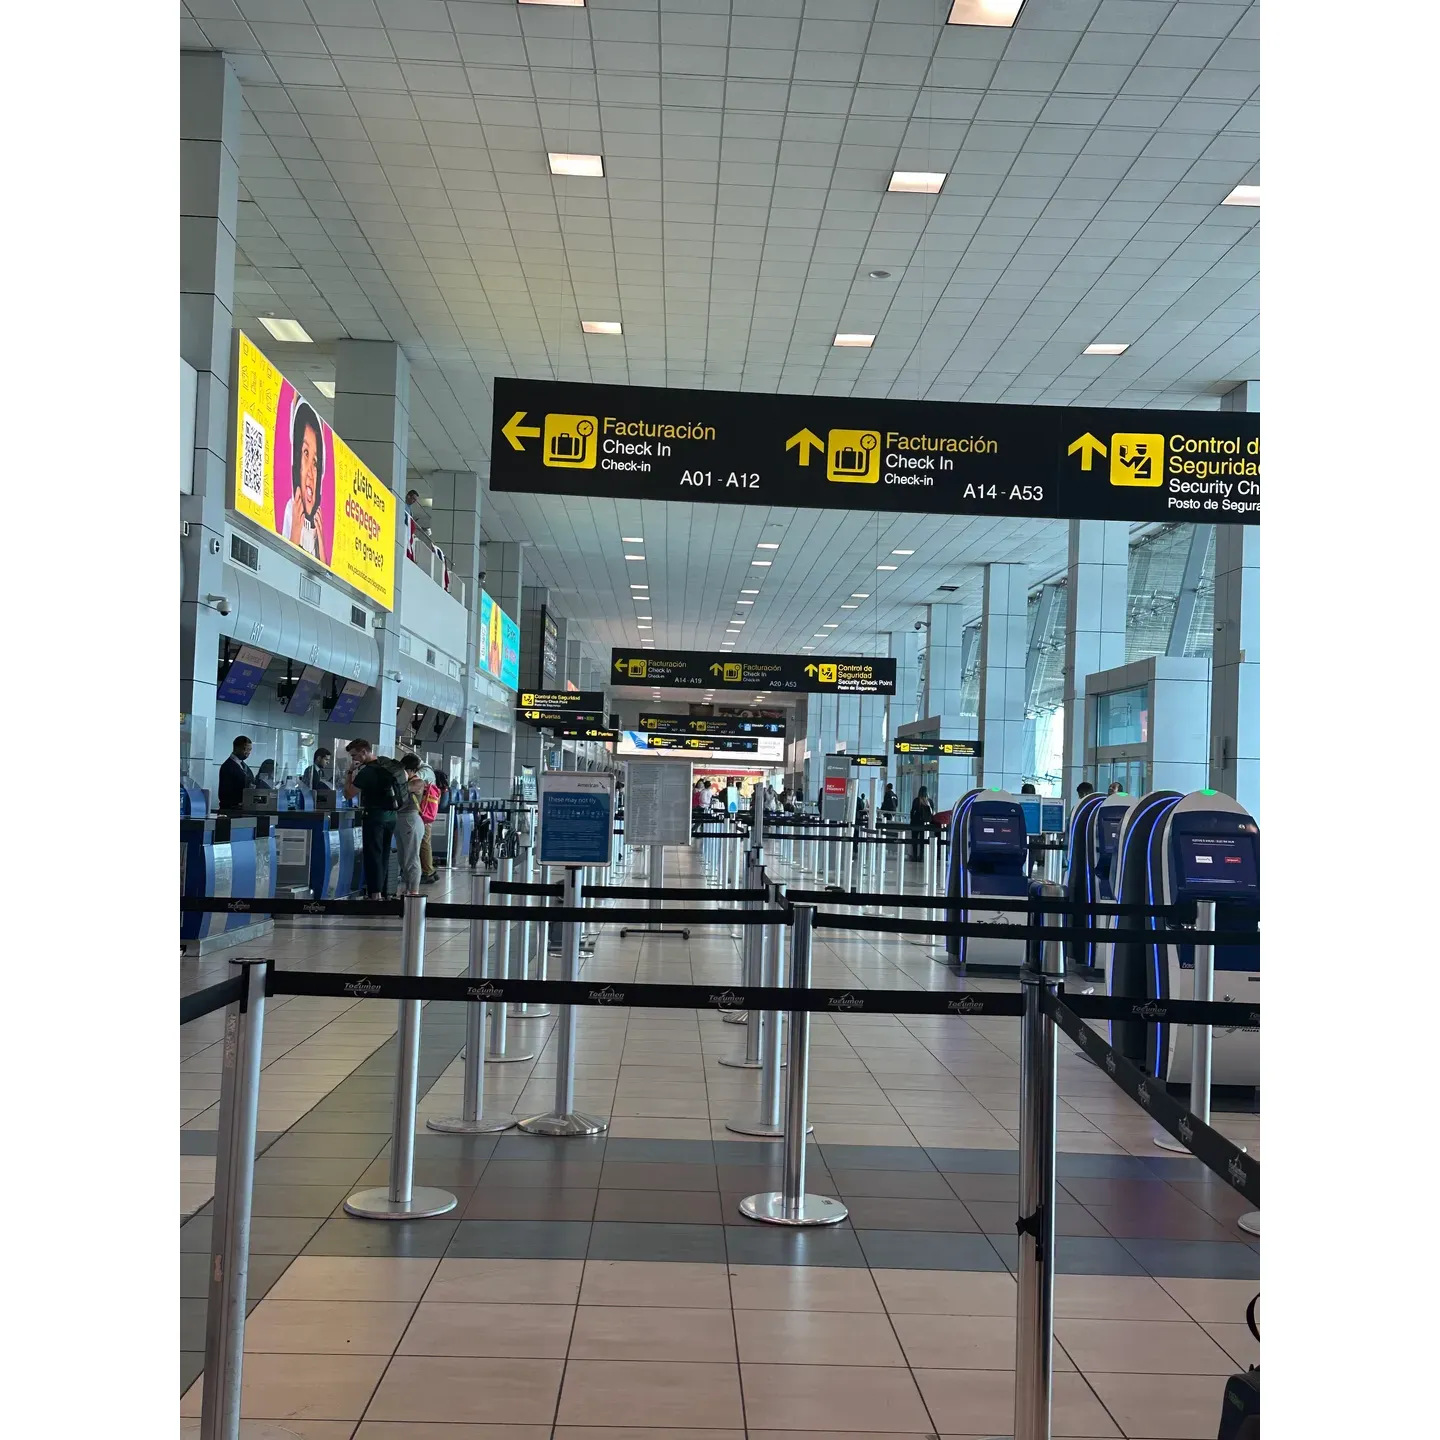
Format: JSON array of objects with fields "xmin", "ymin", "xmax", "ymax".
[{"xmin": 282, "ymin": 398, "xmax": 329, "ymax": 565}]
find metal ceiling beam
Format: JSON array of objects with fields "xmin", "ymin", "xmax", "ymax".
[{"xmin": 1167, "ymin": 524, "xmax": 1214, "ymax": 657}]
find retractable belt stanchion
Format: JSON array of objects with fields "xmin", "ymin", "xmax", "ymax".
[
  {"xmin": 428, "ymin": 873, "xmax": 516, "ymax": 1134},
  {"xmin": 510, "ymin": 843, "xmax": 550, "ymax": 1019},
  {"xmin": 346, "ymin": 895, "xmax": 458, "ymax": 1219},
  {"xmin": 520, "ymin": 867, "xmax": 608, "ymax": 1136},
  {"xmin": 740, "ymin": 903, "xmax": 847, "ymax": 1226},
  {"xmin": 1014, "ymin": 884, "xmax": 1063, "ymax": 1440},
  {"xmin": 486, "ymin": 854, "xmax": 534, "ymax": 1063},
  {"xmin": 721, "ymin": 806, "xmax": 765, "ymax": 1066},
  {"xmin": 198, "ymin": 959, "xmax": 268, "ymax": 1440}
]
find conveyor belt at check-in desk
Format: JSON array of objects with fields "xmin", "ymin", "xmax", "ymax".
[
  {"xmin": 275, "ymin": 811, "xmax": 361, "ymax": 899},
  {"xmin": 180, "ymin": 814, "xmax": 276, "ymax": 956}
]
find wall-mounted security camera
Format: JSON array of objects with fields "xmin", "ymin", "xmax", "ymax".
[
  {"xmin": 209, "ymin": 537, "xmax": 222, "ymax": 555},
  {"xmin": 913, "ymin": 619, "xmax": 928, "ymax": 631},
  {"xmin": 205, "ymin": 593, "xmax": 232, "ymax": 617}
]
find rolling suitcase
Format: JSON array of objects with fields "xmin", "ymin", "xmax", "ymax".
[{"xmin": 1217, "ymin": 1294, "xmax": 1259, "ymax": 1439}]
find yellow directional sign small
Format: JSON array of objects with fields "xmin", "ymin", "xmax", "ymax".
[
  {"xmin": 1067, "ymin": 432, "xmax": 1107, "ymax": 471},
  {"xmin": 723, "ymin": 662, "xmax": 742, "ymax": 682},
  {"xmin": 827, "ymin": 429, "xmax": 880, "ymax": 484}
]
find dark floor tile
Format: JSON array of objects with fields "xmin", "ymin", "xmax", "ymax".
[
  {"xmin": 482, "ymin": 1158, "xmax": 604, "ymax": 1188},
  {"xmin": 444, "ymin": 1219, "xmax": 592, "ymax": 1260},
  {"xmin": 490, "ymin": 1133, "xmax": 607, "ymax": 1161},
  {"xmin": 1061, "ymin": 1176, "xmax": 1187, "ymax": 1206},
  {"xmin": 988, "ymin": 1233, "xmax": 1147, "ymax": 1276},
  {"xmin": 179, "ymin": 1214, "xmax": 323, "ymax": 1256},
  {"xmin": 588, "ymin": 1221, "xmax": 727, "ymax": 1263},
  {"xmin": 250, "ymin": 1183, "xmax": 356, "ymax": 1218},
  {"xmin": 1144, "ymin": 1154, "xmax": 1224, "ymax": 1182},
  {"xmin": 409, "ymin": 1133, "xmax": 503, "ymax": 1160},
  {"xmin": 717, "ymin": 1162, "xmax": 833, "ymax": 1193},
  {"xmin": 179, "ymin": 1128, "xmax": 284, "ymax": 1157},
  {"xmin": 1089, "ymin": 1204, "xmax": 1238, "ymax": 1243},
  {"xmin": 966, "ymin": 1200, "xmax": 1108, "ymax": 1237},
  {"xmin": 1055, "ymin": 1153, "xmax": 1160, "ymax": 1179},
  {"xmin": 856, "ymin": 1229, "xmax": 1007, "ymax": 1272},
  {"xmin": 839, "ymin": 1195, "xmax": 979, "ymax": 1232},
  {"xmin": 724, "ymin": 1222, "xmax": 867, "ymax": 1268},
  {"xmin": 287, "ymin": 1112, "xmax": 394, "ymax": 1134},
  {"xmin": 820, "ymin": 1143, "xmax": 937, "ymax": 1172},
  {"xmin": 1168, "ymin": 1178, "xmax": 1255, "ymax": 1223},
  {"xmin": 180, "ymin": 1298, "xmax": 209, "ymax": 1353},
  {"xmin": 599, "ymin": 1160, "xmax": 719, "ymax": 1191},
  {"xmin": 253, "ymin": 1155, "xmax": 374, "ymax": 1187},
  {"xmin": 713, "ymin": 1139, "xmax": 797, "ymax": 1165},
  {"xmin": 945, "ymin": 1171, "xmax": 1022, "ymax": 1203},
  {"xmin": 302, "ymin": 1215, "xmax": 458, "ymax": 1259},
  {"xmin": 464, "ymin": 1187, "xmax": 598, "ymax": 1222},
  {"xmin": 180, "ymin": 1251, "xmax": 291, "ymax": 1299},
  {"xmin": 1118, "ymin": 1237, "xmax": 1261, "ymax": 1280},
  {"xmin": 594, "ymin": 1188, "xmax": 725, "ymax": 1225},
  {"xmin": 356, "ymin": 1157, "xmax": 493, "ymax": 1189},
  {"xmin": 602, "ymin": 1137, "xmax": 716, "ymax": 1164},
  {"xmin": 181, "ymin": 1351, "xmax": 204, "ymax": 1396},
  {"xmin": 828, "ymin": 1168, "xmax": 958, "ymax": 1200},
  {"xmin": 928, "ymin": 1148, "xmax": 1020, "ymax": 1175},
  {"xmin": 261, "ymin": 1131, "xmax": 388, "ymax": 1161}
]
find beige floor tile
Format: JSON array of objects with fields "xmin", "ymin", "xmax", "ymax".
[
  {"xmin": 245, "ymin": 1299, "xmax": 416, "ymax": 1355},
  {"xmin": 555, "ymin": 1430, "xmax": 741, "ymax": 1440},
  {"xmin": 726, "ymin": 1263, "xmax": 883, "ymax": 1312},
  {"xmin": 1058, "ymin": 1318, "xmax": 1235, "ymax": 1375},
  {"xmin": 268, "ymin": 1257, "xmax": 438, "ymax": 1304},
  {"xmin": 1202, "ymin": 1320, "xmax": 1258, "ymax": 1370},
  {"xmin": 809, "ymin": 1123, "xmax": 920, "ymax": 1146},
  {"xmin": 1055, "ymin": 1274, "xmax": 1191, "ymax": 1322},
  {"xmin": 579, "ymin": 1260, "xmax": 732, "ymax": 1309},
  {"xmin": 397, "ymin": 1301, "xmax": 575, "ymax": 1358},
  {"xmin": 364, "ymin": 1356, "xmax": 563, "ymax": 1425},
  {"xmin": 356, "ymin": 1427, "xmax": 548, "ymax": 1438},
  {"xmin": 914, "ymin": 1368, "xmax": 1120, "ymax": 1438},
  {"xmin": 569, "ymin": 1305, "xmax": 737, "ymax": 1362},
  {"xmin": 1085, "ymin": 1371, "xmax": 1226, "ymax": 1439},
  {"xmin": 423, "ymin": 1259, "xmax": 584, "ymax": 1305},
  {"xmin": 1155, "ymin": 1276, "xmax": 1261, "ymax": 1324},
  {"xmin": 180, "ymin": 1421, "xmax": 356, "ymax": 1439},
  {"xmin": 179, "ymin": 1352, "xmax": 387, "ymax": 1422},
  {"xmin": 872, "ymin": 1268, "xmax": 1017, "ymax": 1316},
  {"xmin": 740, "ymin": 1363, "xmax": 932, "ymax": 1433},
  {"xmin": 558, "ymin": 1359, "xmax": 743, "ymax": 1429},
  {"xmin": 735, "ymin": 1308, "xmax": 905, "ymax": 1367},
  {"xmin": 892, "ymin": 1312, "xmax": 1074, "ymax": 1371}
]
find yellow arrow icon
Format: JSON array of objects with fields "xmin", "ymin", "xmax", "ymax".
[
  {"xmin": 709, "ymin": 663, "xmax": 723, "ymax": 675},
  {"xmin": 1067, "ymin": 433, "xmax": 1107, "ymax": 471},
  {"xmin": 785, "ymin": 428, "xmax": 825, "ymax": 466},
  {"xmin": 804, "ymin": 663, "xmax": 818, "ymax": 677},
  {"xmin": 503, "ymin": 410, "xmax": 541, "ymax": 451},
  {"xmin": 614, "ymin": 658, "xmax": 627, "ymax": 673}
]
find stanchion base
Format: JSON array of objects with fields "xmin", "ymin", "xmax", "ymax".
[
  {"xmin": 510, "ymin": 1005, "xmax": 551, "ymax": 1018},
  {"xmin": 725, "ymin": 1117, "xmax": 812, "ymax": 1138},
  {"xmin": 484, "ymin": 1049, "xmax": 536, "ymax": 1064},
  {"xmin": 718, "ymin": 1054, "xmax": 763, "ymax": 1069},
  {"xmin": 518, "ymin": 1110, "xmax": 609, "ymax": 1136},
  {"xmin": 1238, "ymin": 1211, "xmax": 1260, "ymax": 1236},
  {"xmin": 721, "ymin": 1010, "xmax": 747, "ymax": 1025},
  {"xmin": 739, "ymin": 1191, "xmax": 849, "ymax": 1227},
  {"xmin": 1154, "ymin": 1134, "xmax": 1191, "ymax": 1154},
  {"xmin": 182, "ymin": 1423, "xmax": 306, "ymax": 1439},
  {"xmin": 427, "ymin": 1114, "xmax": 516, "ymax": 1134},
  {"xmin": 343, "ymin": 1185, "xmax": 457, "ymax": 1220}
]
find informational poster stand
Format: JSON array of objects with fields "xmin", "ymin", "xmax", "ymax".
[
  {"xmin": 538, "ymin": 772, "xmax": 615, "ymax": 869},
  {"xmin": 619, "ymin": 757, "xmax": 692, "ymax": 939}
]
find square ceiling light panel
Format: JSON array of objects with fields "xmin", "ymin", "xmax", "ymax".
[
  {"xmin": 834, "ymin": 334, "xmax": 875, "ymax": 347},
  {"xmin": 582, "ymin": 321, "xmax": 622, "ymax": 335},
  {"xmin": 1223, "ymin": 185, "xmax": 1261, "ymax": 206},
  {"xmin": 888, "ymin": 172, "xmax": 946, "ymax": 195},
  {"xmin": 549, "ymin": 153, "xmax": 604, "ymax": 177},
  {"xmin": 1084, "ymin": 343, "xmax": 1130, "ymax": 356},
  {"xmin": 948, "ymin": 1, "xmax": 1026, "ymax": 26},
  {"xmin": 258, "ymin": 316, "xmax": 312, "ymax": 343}
]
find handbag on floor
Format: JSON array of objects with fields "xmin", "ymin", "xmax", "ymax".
[{"xmin": 1217, "ymin": 1293, "xmax": 1260, "ymax": 1439}]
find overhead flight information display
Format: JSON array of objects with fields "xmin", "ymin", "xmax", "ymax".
[
  {"xmin": 492, "ymin": 377, "xmax": 1259, "ymax": 525},
  {"xmin": 614, "ymin": 648, "xmax": 895, "ymax": 695},
  {"xmin": 638, "ymin": 714, "xmax": 786, "ymax": 737}
]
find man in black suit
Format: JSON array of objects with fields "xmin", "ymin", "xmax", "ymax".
[{"xmin": 217, "ymin": 736, "xmax": 255, "ymax": 811}]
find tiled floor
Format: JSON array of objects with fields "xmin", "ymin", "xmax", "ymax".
[{"xmin": 180, "ymin": 841, "xmax": 1259, "ymax": 1437}]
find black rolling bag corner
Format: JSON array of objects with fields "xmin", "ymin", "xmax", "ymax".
[{"xmin": 1217, "ymin": 1293, "xmax": 1260, "ymax": 1439}]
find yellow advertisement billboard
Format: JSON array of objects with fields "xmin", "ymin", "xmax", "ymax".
[{"xmin": 231, "ymin": 331, "xmax": 397, "ymax": 610}]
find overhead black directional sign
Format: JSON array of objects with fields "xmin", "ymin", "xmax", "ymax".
[
  {"xmin": 893, "ymin": 738, "xmax": 984, "ymax": 758},
  {"xmin": 638, "ymin": 714, "xmax": 786, "ymax": 738},
  {"xmin": 492, "ymin": 377, "xmax": 1259, "ymax": 525},
  {"xmin": 517, "ymin": 708, "xmax": 605, "ymax": 728},
  {"xmin": 850, "ymin": 754, "xmax": 888, "ymax": 768},
  {"xmin": 614, "ymin": 648, "xmax": 895, "ymax": 696},
  {"xmin": 644, "ymin": 734, "xmax": 760, "ymax": 753},
  {"xmin": 518, "ymin": 690, "xmax": 605, "ymax": 713}
]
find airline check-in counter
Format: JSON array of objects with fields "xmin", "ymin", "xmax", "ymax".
[{"xmin": 180, "ymin": 780, "xmax": 276, "ymax": 956}]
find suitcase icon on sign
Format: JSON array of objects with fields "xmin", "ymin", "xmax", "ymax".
[
  {"xmin": 542, "ymin": 414, "xmax": 598, "ymax": 469},
  {"xmin": 826, "ymin": 429, "xmax": 880, "ymax": 484}
]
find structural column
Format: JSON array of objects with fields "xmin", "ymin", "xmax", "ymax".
[
  {"xmin": 923, "ymin": 605, "xmax": 979, "ymax": 804},
  {"xmin": 472, "ymin": 541, "xmax": 523, "ymax": 794},
  {"xmin": 890, "ymin": 628, "xmax": 923, "ymax": 735},
  {"xmin": 1060, "ymin": 521, "xmax": 1130, "ymax": 803},
  {"xmin": 977, "ymin": 563, "xmax": 1029, "ymax": 792},
  {"xmin": 334, "ymin": 340, "xmax": 411, "ymax": 755},
  {"xmin": 180, "ymin": 49, "xmax": 242, "ymax": 796}
]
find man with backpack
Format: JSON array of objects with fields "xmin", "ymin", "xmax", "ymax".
[{"xmin": 343, "ymin": 738, "xmax": 411, "ymax": 899}]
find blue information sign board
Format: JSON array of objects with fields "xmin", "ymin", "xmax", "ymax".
[{"xmin": 538, "ymin": 774, "xmax": 615, "ymax": 867}]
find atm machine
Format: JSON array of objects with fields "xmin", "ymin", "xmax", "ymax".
[
  {"xmin": 1088, "ymin": 791, "xmax": 1138, "ymax": 982},
  {"xmin": 945, "ymin": 788, "xmax": 1030, "ymax": 973},
  {"xmin": 1110, "ymin": 790, "xmax": 1259, "ymax": 1090}
]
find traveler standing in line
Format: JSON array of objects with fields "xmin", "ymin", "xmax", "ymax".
[
  {"xmin": 909, "ymin": 785, "xmax": 935, "ymax": 862},
  {"xmin": 343, "ymin": 738, "xmax": 408, "ymax": 899},
  {"xmin": 1076, "ymin": 781, "xmax": 1095, "ymax": 800},
  {"xmin": 1020, "ymin": 782, "xmax": 1037, "ymax": 795},
  {"xmin": 881, "ymin": 782, "xmax": 899, "ymax": 820},
  {"xmin": 1107, "ymin": 780, "xmax": 1123, "ymax": 795},
  {"xmin": 217, "ymin": 736, "xmax": 255, "ymax": 811},
  {"xmin": 396, "ymin": 755, "xmax": 428, "ymax": 896},
  {"xmin": 415, "ymin": 757, "xmax": 441, "ymax": 884}
]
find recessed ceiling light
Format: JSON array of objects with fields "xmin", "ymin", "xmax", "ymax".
[
  {"xmin": 868, "ymin": 269, "xmax": 892, "ymax": 279},
  {"xmin": 891, "ymin": 549, "xmax": 914, "ymax": 556},
  {"xmin": 582, "ymin": 320, "xmax": 622, "ymax": 335},
  {"xmin": 730, "ymin": 618, "xmax": 746, "ymax": 624},
  {"xmin": 549, "ymin": 152, "xmax": 603, "ymax": 177},
  {"xmin": 877, "ymin": 564, "xmax": 898, "ymax": 571},
  {"xmin": 834, "ymin": 333, "xmax": 875, "ymax": 347},
  {"xmin": 813, "ymin": 634, "xmax": 827, "ymax": 639},
  {"xmin": 314, "ymin": 380, "xmax": 335, "ymax": 398},
  {"xmin": 521, "ymin": 1, "xmax": 585, "ymax": 8},
  {"xmin": 636, "ymin": 614, "xmax": 652, "ymax": 619},
  {"xmin": 841, "ymin": 604, "xmax": 858, "ymax": 609},
  {"xmin": 624, "ymin": 553, "xmax": 644, "ymax": 560},
  {"xmin": 802, "ymin": 646, "xmax": 814, "ymax": 651},
  {"xmin": 737, "ymin": 600, "xmax": 754, "ymax": 605},
  {"xmin": 751, "ymin": 560, "xmax": 771, "ymax": 567},
  {"xmin": 258, "ymin": 316, "xmax": 313, "ymax": 344},
  {"xmin": 851, "ymin": 593, "xmax": 869, "ymax": 599},
  {"xmin": 631, "ymin": 584, "xmax": 648, "ymax": 590},
  {"xmin": 741, "ymin": 588, "xmax": 759, "ymax": 594},
  {"xmin": 622, "ymin": 535, "xmax": 643, "ymax": 542},
  {"xmin": 888, "ymin": 171, "xmax": 946, "ymax": 195},
  {"xmin": 1084, "ymin": 342, "xmax": 1129, "ymax": 356},
  {"xmin": 947, "ymin": 0, "xmax": 1025, "ymax": 27},
  {"xmin": 823, "ymin": 623, "xmax": 839, "ymax": 628},
  {"xmin": 756, "ymin": 542, "xmax": 779, "ymax": 549},
  {"xmin": 1222, "ymin": 184, "xmax": 1260, "ymax": 207}
]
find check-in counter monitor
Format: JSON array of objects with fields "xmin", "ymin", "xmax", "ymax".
[{"xmin": 945, "ymin": 789, "xmax": 1029, "ymax": 972}]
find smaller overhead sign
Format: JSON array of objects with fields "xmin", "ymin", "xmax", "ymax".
[
  {"xmin": 893, "ymin": 738, "xmax": 984, "ymax": 758},
  {"xmin": 850, "ymin": 754, "xmax": 888, "ymax": 768},
  {"xmin": 613, "ymin": 648, "xmax": 895, "ymax": 695},
  {"xmin": 519, "ymin": 689, "xmax": 606, "ymax": 713},
  {"xmin": 644, "ymin": 734, "xmax": 760, "ymax": 753},
  {"xmin": 517, "ymin": 708, "xmax": 605, "ymax": 729}
]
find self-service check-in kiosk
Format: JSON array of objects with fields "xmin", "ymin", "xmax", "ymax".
[
  {"xmin": 1063, "ymin": 791, "xmax": 1107, "ymax": 970},
  {"xmin": 1110, "ymin": 789, "xmax": 1259, "ymax": 1090},
  {"xmin": 1089, "ymin": 792, "xmax": 1138, "ymax": 982},
  {"xmin": 945, "ymin": 788, "xmax": 1030, "ymax": 972}
]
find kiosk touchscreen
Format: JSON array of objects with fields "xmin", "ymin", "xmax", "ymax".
[
  {"xmin": 945, "ymin": 788, "xmax": 1029, "ymax": 972},
  {"xmin": 1088, "ymin": 792, "xmax": 1137, "ymax": 982},
  {"xmin": 1063, "ymin": 791, "xmax": 1107, "ymax": 969}
]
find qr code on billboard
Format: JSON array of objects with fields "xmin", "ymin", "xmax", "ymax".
[{"xmin": 241, "ymin": 413, "xmax": 266, "ymax": 505}]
